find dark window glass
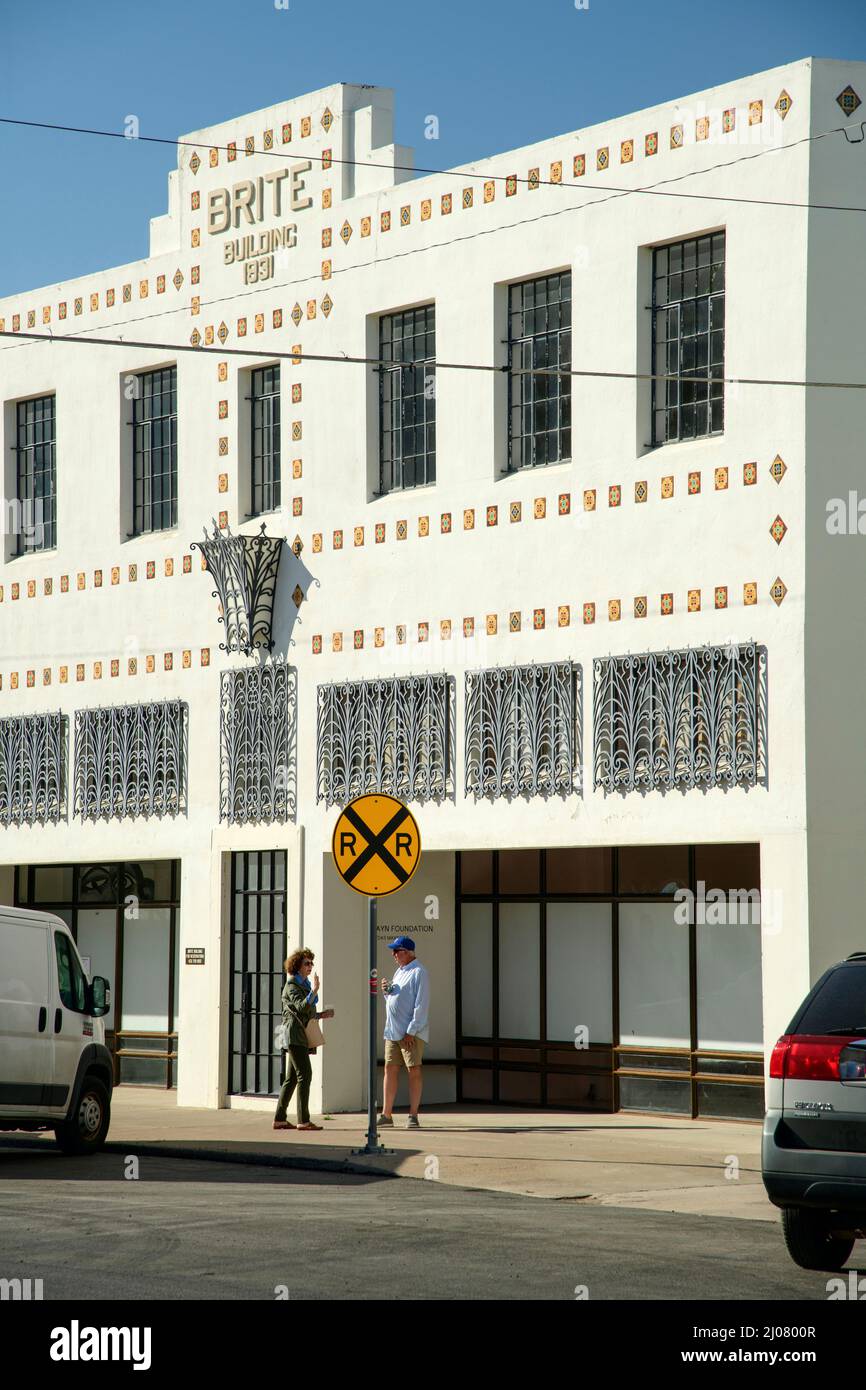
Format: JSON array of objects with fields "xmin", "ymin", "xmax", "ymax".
[
  {"xmin": 507, "ymin": 272, "xmax": 571, "ymax": 469},
  {"xmin": 791, "ymin": 963, "xmax": 866, "ymax": 1034},
  {"xmin": 617, "ymin": 845, "xmax": 689, "ymax": 895},
  {"xmin": 545, "ymin": 847, "xmax": 613, "ymax": 894},
  {"xmin": 498, "ymin": 849, "xmax": 541, "ymax": 894},
  {"xmin": 696, "ymin": 1080, "xmax": 764, "ymax": 1120},
  {"xmin": 694, "ymin": 844, "xmax": 760, "ymax": 895},
  {"xmin": 54, "ymin": 931, "xmax": 86, "ymax": 1011},
  {"xmin": 133, "ymin": 366, "xmax": 177, "ymax": 535},
  {"xmin": 15, "ymin": 395, "xmax": 56, "ymax": 552},
  {"xmin": 460, "ymin": 851, "xmax": 494, "ymax": 895},
  {"xmin": 379, "ymin": 305, "xmax": 435, "ymax": 492},
  {"xmin": 250, "ymin": 364, "xmax": 281, "ymax": 515},
  {"xmin": 652, "ymin": 233, "xmax": 725, "ymax": 445}
]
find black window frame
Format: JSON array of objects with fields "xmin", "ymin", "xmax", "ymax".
[
  {"xmin": 506, "ymin": 271, "xmax": 572, "ymax": 471},
  {"xmin": 15, "ymin": 394, "xmax": 57, "ymax": 553},
  {"xmin": 651, "ymin": 232, "xmax": 725, "ymax": 446},
  {"xmin": 250, "ymin": 363, "xmax": 281, "ymax": 516},
  {"xmin": 378, "ymin": 304, "xmax": 436, "ymax": 494},
  {"xmin": 132, "ymin": 366, "xmax": 178, "ymax": 536}
]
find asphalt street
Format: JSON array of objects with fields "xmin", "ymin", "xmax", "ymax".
[{"xmin": 0, "ymin": 1143, "xmax": 858, "ymax": 1300}]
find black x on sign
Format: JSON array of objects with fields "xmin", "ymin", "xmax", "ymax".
[{"xmin": 331, "ymin": 794, "xmax": 421, "ymax": 897}]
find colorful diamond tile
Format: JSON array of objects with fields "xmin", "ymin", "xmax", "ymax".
[
  {"xmin": 534, "ymin": 498, "xmax": 546, "ymax": 519},
  {"xmin": 661, "ymin": 476, "xmax": 674, "ymax": 499},
  {"xmin": 722, "ymin": 108, "xmax": 736, "ymax": 133},
  {"xmin": 775, "ymin": 89, "xmax": 793, "ymax": 119},
  {"xmin": 354, "ymin": 526, "xmax": 364, "ymax": 546},
  {"xmin": 441, "ymin": 513, "xmax": 452, "ymax": 534},
  {"xmin": 528, "ymin": 167, "xmax": 540, "ymax": 190},
  {"xmin": 464, "ymin": 509, "xmax": 475, "ymax": 530},
  {"xmin": 749, "ymin": 99, "xmax": 763, "ymax": 125},
  {"xmin": 584, "ymin": 489, "xmax": 596, "ymax": 512},
  {"xmin": 333, "ymin": 529, "xmax": 343, "ymax": 549},
  {"xmin": 715, "ymin": 467, "xmax": 729, "ymax": 490},
  {"xmin": 573, "ymin": 153, "xmax": 586, "ymax": 176},
  {"xmin": 558, "ymin": 493, "xmax": 570, "ymax": 515},
  {"xmin": 688, "ymin": 471, "xmax": 701, "ymax": 495},
  {"xmin": 661, "ymin": 593, "xmax": 674, "ymax": 615},
  {"xmin": 486, "ymin": 614, "xmax": 498, "ymax": 635},
  {"xmin": 506, "ymin": 175, "xmax": 517, "ymax": 196},
  {"xmin": 396, "ymin": 520, "xmax": 407, "ymax": 540},
  {"xmin": 770, "ymin": 454, "xmax": 787, "ymax": 483},
  {"xmin": 583, "ymin": 603, "xmax": 595, "ymax": 625},
  {"xmin": 743, "ymin": 462, "xmax": 757, "ymax": 485},
  {"xmin": 418, "ymin": 622, "xmax": 429, "ymax": 643},
  {"xmin": 354, "ymin": 630, "xmax": 364, "ymax": 650},
  {"xmin": 744, "ymin": 582, "xmax": 758, "ymax": 606},
  {"xmin": 483, "ymin": 180, "xmax": 495, "ymax": 203},
  {"xmin": 696, "ymin": 115, "xmax": 710, "ymax": 141},
  {"xmin": 620, "ymin": 139, "xmax": 633, "ymax": 164},
  {"xmin": 486, "ymin": 506, "xmax": 497, "ymax": 527},
  {"xmin": 375, "ymin": 522, "xmax": 386, "ymax": 543},
  {"xmin": 312, "ymin": 635, "xmax": 322, "ymax": 654},
  {"xmin": 645, "ymin": 132, "xmax": 658, "ymax": 156},
  {"xmin": 440, "ymin": 619, "xmax": 452, "ymax": 640},
  {"xmin": 332, "ymin": 633, "xmax": 343, "ymax": 653},
  {"xmin": 312, "ymin": 534, "xmax": 323, "ymax": 553},
  {"xmin": 670, "ymin": 124, "xmax": 683, "ymax": 148},
  {"xmin": 509, "ymin": 611, "xmax": 521, "ymax": 633},
  {"xmin": 634, "ymin": 596, "xmax": 647, "ymax": 619},
  {"xmin": 374, "ymin": 628, "xmax": 385, "ymax": 648},
  {"xmin": 597, "ymin": 147, "xmax": 609, "ymax": 170},
  {"xmin": 396, "ymin": 624, "xmax": 406, "ymax": 645},
  {"xmin": 550, "ymin": 160, "xmax": 562, "ymax": 183},
  {"xmin": 510, "ymin": 501, "xmax": 522, "ymax": 523},
  {"xmin": 715, "ymin": 586, "xmax": 728, "ymax": 609},
  {"xmin": 837, "ymin": 86, "xmax": 861, "ymax": 116},
  {"xmin": 558, "ymin": 605, "xmax": 570, "ymax": 627},
  {"xmin": 441, "ymin": 193, "xmax": 452, "ymax": 215},
  {"xmin": 463, "ymin": 617, "xmax": 475, "ymax": 638},
  {"xmin": 418, "ymin": 516, "xmax": 429, "ymax": 537},
  {"xmin": 292, "ymin": 498, "xmax": 302, "ymax": 517},
  {"xmin": 421, "ymin": 199, "xmax": 432, "ymax": 219},
  {"xmin": 462, "ymin": 187, "xmax": 473, "ymax": 208},
  {"xmin": 770, "ymin": 576, "xmax": 787, "ymax": 606},
  {"xmin": 634, "ymin": 480, "xmax": 648, "ymax": 503},
  {"xmin": 608, "ymin": 599, "xmax": 621, "ymax": 622},
  {"xmin": 688, "ymin": 589, "xmax": 701, "ymax": 613},
  {"xmin": 770, "ymin": 515, "xmax": 787, "ymax": 544},
  {"xmin": 608, "ymin": 485, "xmax": 621, "ymax": 508}
]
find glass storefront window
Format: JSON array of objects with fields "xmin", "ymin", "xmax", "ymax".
[
  {"xmin": 546, "ymin": 902, "xmax": 612, "ymax": 1043},
  {"xmin": 459, "ymin": 850, "xmax": 494, "ymax": 895},
  {"xmin": 76, "ymin": 909, "xmax": 118, "ymax": 1026},
  {"xmin": 33, "ymin": 865, "xmax": 74, "ymax": 902},
  {"xmin": 121, "ymin": 907, "xmax": 172, "ymax": 1031},
  {"xmin": 546, "ymin": 848, "xmax": 612, "ymax": 895},
  {"xmin": 618, "ymin": 845, "xmax": 689, "ymax": 895},
  {"xmin": 498, "ymin": 902, "xmax": 540, "ymax": 1038},
  {"xmin": 696, "ymin": 917, "xmax": 763, "ymax": 1051},
  {"xmin": 694, "ymin": 843, "xmax": 760, "ymax": 895},
  {"xmin": 498, "ymin": 849, "xmax": 540, "ymax": 895},
  {"xmin": 618, "ymin": 902, "xmax": 690, "ymax": 1046},
  {"xmin": 460, "ymin": 903, "xmax": 493, "ymax": 1036}
]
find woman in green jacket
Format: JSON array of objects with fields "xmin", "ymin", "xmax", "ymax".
[{"xmin": 273, "ymin": 949, "xmax": 334, "ymax": 1132}]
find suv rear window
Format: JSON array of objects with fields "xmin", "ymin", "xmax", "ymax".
[{"xmin": 791, "ymin": 962, "xmax": 866, "ymax": 1035}]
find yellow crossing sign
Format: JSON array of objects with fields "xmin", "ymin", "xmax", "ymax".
[{"xmin": 331, "ymin": 793, "xmax": 421, "ymax": 897}]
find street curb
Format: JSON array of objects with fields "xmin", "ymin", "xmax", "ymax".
[{"xmin": 1, "ymin": 1134, "xmax": 400, "ymax": 1181}]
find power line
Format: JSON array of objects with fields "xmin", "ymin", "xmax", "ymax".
[
  {"xmin": 3, "ymin": 328, "xmax": 865, "ymax": 392},
  {"xmin": 0, "ymin": 113, "xmax": 863, "ymax": 215}
]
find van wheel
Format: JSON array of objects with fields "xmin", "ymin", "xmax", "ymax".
[
  {"xmin": 54, "ymin": 1077, "xmax": 110, "ymax": 1156},
  {"xmin": 782, "ymin": 1206, "xmax": 855, "ymax": 1271}
]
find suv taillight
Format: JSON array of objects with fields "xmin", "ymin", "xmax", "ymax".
[{"xmin": 771, "ymin": 1034, "xmax": 861, "ymax": 1081}]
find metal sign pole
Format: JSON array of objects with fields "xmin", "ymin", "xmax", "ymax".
[{"xmin": 353, "ymin": 894, "xmax": 392, "ymax": 1156}]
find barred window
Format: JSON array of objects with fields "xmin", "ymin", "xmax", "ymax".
[
  {"xmin": 15, "ymin": 395, "xmax": 56, "ymax": 553},
  {"xmin": 652, "ymin": 233, "xmax": 725, "ymax": 445},
  {"xmin": 133, "ymin": 366, "xmax": 177, "ymax": 535},
  {"xmin": 0, "ymin": 711, "xmax": 66, "ymax": 825},
  {"xmin": 593, "ymin": 643, "xmax": 765, "ymax": 794},
  {"xmin": 250, "ymin": 364, "xmax": 281, "ymax": 516},
  {"xmin": 74, "ymin": 700, "xmax": 187, "ymax": 820},
  {"xmin": 379, "ymin": 305, "xmax": 436, "ymax": 493},
  {"xmin": 317, "ymin": 674, "xmax": 450, "ymax": 806},
  {"xmin": 220, "ymin": 663, "xmax": 295, "ymax": 823},
  {"xmin": 507, "ymin": 272, "xmax": 571, "ymax": 470},
  {"xmin": 465, "ymin": 662, "xmax": 581, "ymax": 798}
]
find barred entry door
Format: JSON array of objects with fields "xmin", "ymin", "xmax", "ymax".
[{"xmin": 228, "ymin": 850, "xmax": 287, "ymax": 1095}]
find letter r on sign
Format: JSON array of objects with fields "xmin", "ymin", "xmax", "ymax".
[
  {"xmin": 340, "ymin": 831, "xmax": 357, "ymax": 856},
  {"xmin": 395, "ymin": 833, "xmax": 412, "ymax": 857}
]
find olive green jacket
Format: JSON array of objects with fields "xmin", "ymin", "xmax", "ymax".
[{"xmin": 282, "ymin": 978, "xmax": 317, "ymax": 1050}]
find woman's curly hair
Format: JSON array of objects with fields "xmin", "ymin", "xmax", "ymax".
[{"xmin": 285, "ymin": 948, "xmax": 315, "ymax": 976}]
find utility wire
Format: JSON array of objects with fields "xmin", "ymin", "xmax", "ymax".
[
  {"xmin": 0, "ymin": 114, "xmax": 863, "ymax": 214},
  {"xmin": 3, "ymin": 328, "xmax": 865, "ymax": 392}
]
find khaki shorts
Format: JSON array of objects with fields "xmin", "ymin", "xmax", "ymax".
[{"xmin": 384, "ymin": 1036, "xmax": 425, "ymax": 1069}]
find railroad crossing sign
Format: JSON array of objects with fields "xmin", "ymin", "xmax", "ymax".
[{"xmin": 331, "ymin": 793, "xmax": 421, "ymax": 897}]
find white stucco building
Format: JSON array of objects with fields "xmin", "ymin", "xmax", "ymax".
[{"xmin": 1, "ymin": 56, "xmax": 864, "ymax": 1121}]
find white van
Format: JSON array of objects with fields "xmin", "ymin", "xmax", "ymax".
[{"xmin": 0, "ymin": 906, "xmax": 113, "ymax": 1154}]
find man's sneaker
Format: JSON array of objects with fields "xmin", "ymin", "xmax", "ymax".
[
  {"xmin": 406, "ymin": 1114, "xmax": 421, "ymax": 1128},
  {"xmin": 378, "ymin": 1114, "xmax": 394, "ymax": 1127}
]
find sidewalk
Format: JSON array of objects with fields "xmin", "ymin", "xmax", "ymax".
[{"xmin": 64, "ymin": 1090, "xmax": 776, "ymax": 1223}]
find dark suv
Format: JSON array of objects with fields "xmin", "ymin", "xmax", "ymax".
[{"xmin": 763, "ymin": 953, "xmax": 866, "ymax": 1270}]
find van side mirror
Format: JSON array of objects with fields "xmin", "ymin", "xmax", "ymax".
[{"xmin": 89, "ymin": 976, "xmax": 111, "ymax": 1018}]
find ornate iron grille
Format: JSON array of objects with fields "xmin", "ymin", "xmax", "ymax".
[
  {"xmin": 316, "ymin": 674, "xmax": 451, "ymax": 806},
  {"xmin": 593, "ymin": 643, "xmax": 766, "ymax": 793},
  {"xmin": 0, "ymin": 711, "xmax": 66, "ymax": 825},
  {"xmin": 465, "ymin": 661, "xmax": 581, "ymax": 798},
  {"xmin": 220, "ymin": 662, "xmax": 296, "ymax": 823},
  {"xmin": 74, "ymin": 700, "xmax": 187, "ymax": 820},
  {"xmin": 191, "ymin": 521, "xmax": 284, "ymax": 655}
]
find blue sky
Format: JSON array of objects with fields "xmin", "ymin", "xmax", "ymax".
[{"xmin": 2, "ymin": 0, "xmax": 865, "ymax": 296}]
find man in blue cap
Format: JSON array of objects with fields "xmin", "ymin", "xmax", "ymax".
[{"xmin": 380, "ymin": 935, "xmax": 430, "ymax": 1128}]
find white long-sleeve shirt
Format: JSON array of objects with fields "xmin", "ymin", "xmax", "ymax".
[{"xmin": 383, "ymin": 959, "xmax": 430, "ymax": 1042}]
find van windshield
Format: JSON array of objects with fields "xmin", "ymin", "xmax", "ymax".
[{"xmin": 54, "ymin": 930, "xmax": 86, "ymax": 1012}]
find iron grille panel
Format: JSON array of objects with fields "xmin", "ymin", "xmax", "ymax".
[
  {"xmin": 0, "ymin": 711, "xmax": 66, "ymax": 825},
  {"xmin": 220, "ymin": 662, "xmax": 296, "ymax": 823},
  {"xmin": 593, "ymin": 643, "xmax": 766, "ymax": 793},
  {"xmin": 465, "ymin": 661, "xmax": 581, "ymax": 798},
  {"xmin": 316, "ymin": 673, "xmax": 451, "ymax": 806},
  {"xmin": 74, "ymin": 700, "xmax": 187, "ymax": 820}
]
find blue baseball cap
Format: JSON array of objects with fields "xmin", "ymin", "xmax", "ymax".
[{"xmin": 387, "ymin": 935, "xmax": 415, "ymax": 952}]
